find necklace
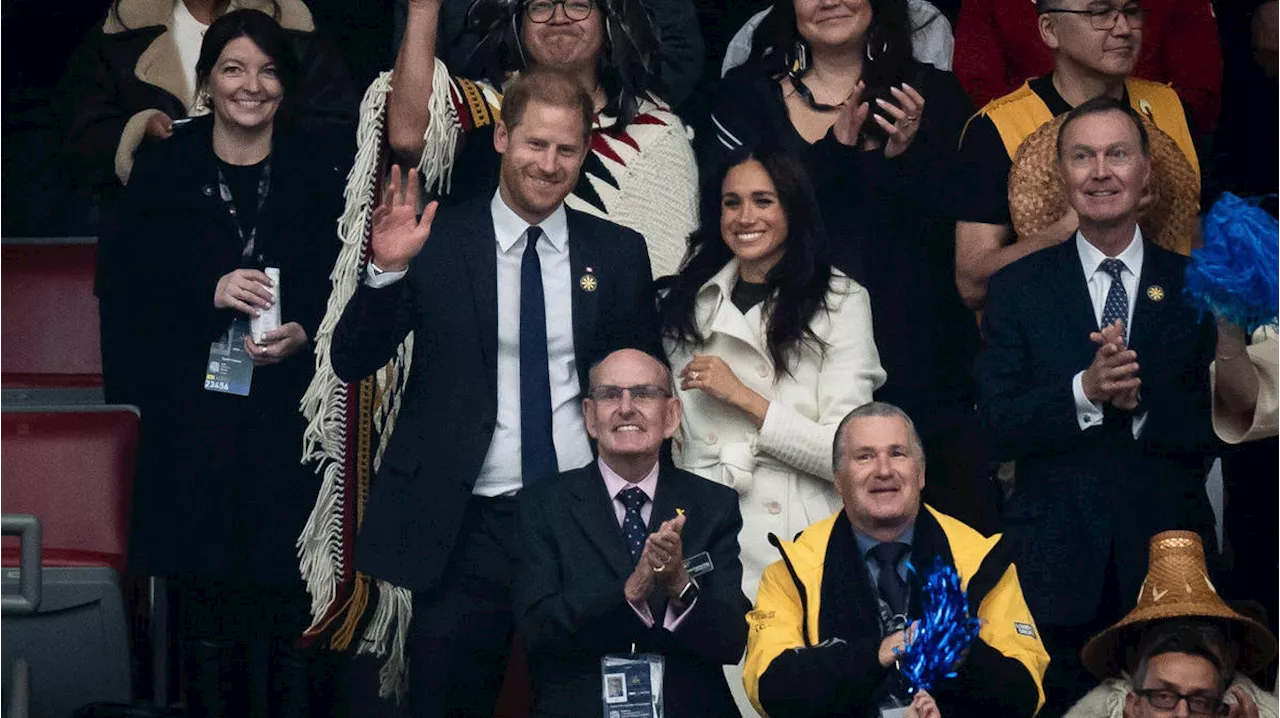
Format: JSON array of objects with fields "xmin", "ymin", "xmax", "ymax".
[{"xmin": 787, "ymin": 74, "xmax": 857, "ymax": 112}]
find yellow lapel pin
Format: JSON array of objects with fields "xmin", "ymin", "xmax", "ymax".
[{"xmin": 1147, "ymin": 285, "xmax": 1165, "ymax": 302}]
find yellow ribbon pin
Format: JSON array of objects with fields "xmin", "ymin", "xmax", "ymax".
[{"xmin": 1147, "ymin": 285, "xmax": 1165, "ymax": 302}]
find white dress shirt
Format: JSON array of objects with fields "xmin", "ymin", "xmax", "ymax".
[
  {"xmin": 365, "ymin": 191, "xmax": 593, "ymax": 495},
  {"xmin": 1070, "ymin": 228, "xmax": 1149, "ymax": 436}
]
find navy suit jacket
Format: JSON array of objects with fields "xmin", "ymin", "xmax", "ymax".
[
  {"xmin": 330, "ymin": 196, "xmax": 661, "ymax": 591},
  {"xmin": 513, "ymin": 462, "xmax": 749, "ymax": 718},
  {"xmin": 977, "ymin": 238, "xmax": 1219, "ymax": 626}
]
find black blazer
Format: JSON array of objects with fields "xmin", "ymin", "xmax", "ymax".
[
  {"xmin": 977, "ymin": 238, "xmax": 1219, "ymax": 626},
  {"xmin": 513, "ymin": 463, "xmax": 749, "ymax": 718},
  {"xmin": 330, "ymin": 196, "xmax": 661, "ymax": 591}
]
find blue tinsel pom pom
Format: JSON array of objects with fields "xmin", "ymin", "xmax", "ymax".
[
  {"xmin": 1185, "ymin": 193, "xmax": 1279, "ymax": 334},
  {"xmin": 898, "ymin": 558, "xmax": 983, "ymax": 694}
]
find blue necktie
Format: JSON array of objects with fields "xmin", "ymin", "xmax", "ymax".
[
  {"xmin": 869, "ymin": 541, "xmax": 910, "ymax": 618},
  {"xmin": 618, "ymin": 487, "xmax": 649, "ymax": 565},
  {"xmin": 1098, "ymin": 258, "xmax": 1129, "ymax": 342},
  {"xmin": 520, "ymin": 226, "xmax": 557, "ymax": 486}
]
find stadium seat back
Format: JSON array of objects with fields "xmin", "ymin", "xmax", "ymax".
[{"xmin": 1, "ymin": 240, "xmax": 102, "ymax": 388}]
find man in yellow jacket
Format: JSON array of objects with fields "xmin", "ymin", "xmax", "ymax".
[{"xmin": 743, "ymin": 402, "xmax": 1050, "ymax": 717}]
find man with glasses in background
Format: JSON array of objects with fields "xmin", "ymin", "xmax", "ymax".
[
  {"xmin": 952, "ymin": 0, "xmax": 1202, "ymax": 310},
  {"xmin": 513, "ymin": 348, "xmax": 750, "ymax": 717}
]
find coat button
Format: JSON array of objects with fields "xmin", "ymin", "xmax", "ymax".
[
  {"xmin": 705, "ymin": 431, "xmax": 718, "ymax": 445},
  {"xmin": 756, "ymin": 364, "xmax": 769, "ymax": 378},
  {"xmin": 764, "ymin": 501, "xmax": 782, "ymax": 515},
  {"xmin": 202, "ymin": 185, "xmax": 214, "ymax": 196}
]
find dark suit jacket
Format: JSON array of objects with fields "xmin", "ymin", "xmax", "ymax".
[
  {"xmin": 330, "ymin": 196, "xmax": 661, "ymax": 591},
  {"xmin": 513, "ymin": 463, "xmax": 749, "ymax": 717},
  {"xmin": 977, "ymin": 238, "xmax": 1219, "ymax": 626}
]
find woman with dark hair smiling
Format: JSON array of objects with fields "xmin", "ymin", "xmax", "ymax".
[
  {"xmin": 110, "ymin": 10, "xmax": 346, "ymax": 715},
  {"xmin": 660, "ymin": 143, "xmax": 885, "ymax": 715},
  {"xmin": 702, "ymin": 0, "xmax": 998, "ymax": 535}
]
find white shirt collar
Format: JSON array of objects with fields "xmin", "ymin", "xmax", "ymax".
[
  {"xmin": 491, "ymin": 189, "xmax": 569, "ymax": 254},
  {"xmin": 1076, "ymin": 226, "xmax": 1144, "ymax": 278}
]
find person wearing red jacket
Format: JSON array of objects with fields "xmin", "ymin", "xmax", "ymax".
[{"xmin": 953, "ymin": 0, "xmax": 1222, "ymax": 131}]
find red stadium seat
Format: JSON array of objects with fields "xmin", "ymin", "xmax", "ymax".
[
  {"xmin": 1, "ymin": 406, "xmax": 137, "ymax": 572},
  {"xmin": 1, "ymin": 239, "xmax": 102, "ymax": 389},
  {"xmin": 1, "ymin": 405, "xmax": 140, "ymax": 715}
]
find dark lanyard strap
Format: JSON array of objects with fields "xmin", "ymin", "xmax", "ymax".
[{"xmin": 215, "ymin": 158, "xmax": 272, "ymax": 261}]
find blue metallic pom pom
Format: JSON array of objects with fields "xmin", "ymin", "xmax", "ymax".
[
  {"xmin": 1185, "ymin": 193, "xmax": 1279, "ymax": 334},
  {"xmin": 898, "ymin": 558, "xmax": 983, "ymax": 694}
]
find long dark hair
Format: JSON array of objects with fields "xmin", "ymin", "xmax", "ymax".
[
  {"xmin": 747, "ymin": 0, "xmax": 917, "ymax": 143},
  {"xmin": 195, "ymin": 9, "xmax": 301, "ymax": 121},
  {"xmin": 659, "ymin": 143, "xmax": 835, "ymax": 376},
  {"xmin": 461, "ymin": 0, "xmax": 661, "ymax": 129}
]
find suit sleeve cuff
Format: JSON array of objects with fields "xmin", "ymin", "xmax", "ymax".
[
  {"xmin": 365, "ymin": 261, "xmax": 408, "ymax": 288},
  {"xmin": 1072, "ymin": 372, "xmax": 1104, "ymax": 430}
]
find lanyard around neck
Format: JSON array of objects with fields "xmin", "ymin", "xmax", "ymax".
[{"xmin": 215, "ymin": 157, "xmax": 272, "ymax": 261}]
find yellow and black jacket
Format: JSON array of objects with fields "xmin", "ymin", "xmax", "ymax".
[{"xmin": 744, "ymin": 506, "xmax": 1050, "ymax": 717}]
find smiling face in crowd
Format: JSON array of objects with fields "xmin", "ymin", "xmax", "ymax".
[
  {"xmin": 494, "ymin": 98, "xmax": 589, "ymax": 224},
  {"xmin": 836, "ymin": 415, "xmax": 926, "ymax": 538},
  {"xmin": 794, "ymin": 0, "xmax": 873, "ymax": 52},
  {"xmin": 583, "ymin": 349, "xmax": 682, "ymax": 465},
  {"xmin": 1040, "ymin": 0, "xmax": 1144, "ymax": 80},
  {"xmin": 1058, "ymin": 108, "xmax": 1150, "ymax": 230},
  {"xmin": 1124, "ymin": 652, "xmax": 1227, "ymax": 718},
  {"xmin": 207, "ymin": 36, "xmax": 284, "ymax": 134},
  {"xmin": 720, "ymin": 159, "xmax": 790, "ymax": 283}
]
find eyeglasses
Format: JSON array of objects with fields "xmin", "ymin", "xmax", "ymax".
[
  {"xmin": 1041, "ymin": 4, "xmax": 1149, "ymax": 30},
  {"xmin": 588, "ymin": 385, "xmax": 671, "ymax": 404},
  {"xmin": 525, "ymin": 0, "xmax": 594, "ymax": 23},
  {"xmin": 1134, "ymin": 689, "xmax": 1227, "ymax": 716}
]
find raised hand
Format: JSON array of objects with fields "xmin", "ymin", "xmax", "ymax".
[
  {"xmin": 370, "ymin": 165, "xmax": 439, "ymax": 273},
  {"xmin": 906, "ymin": 690, "xmax": 941, "ymax": 718},
  {"xmin": 832, "ymin": 80, "xmax": 870, "ymax": 147},
  {"xmin": 872, "ymin": 83, "xmax": 926, "ymax": 159}
]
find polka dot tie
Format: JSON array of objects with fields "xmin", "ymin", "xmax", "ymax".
[
  {"xmin": 1098, "ymin": 258, "xmax": 1129, "ymax": 342},
  {"xmin": 617, "ymin": 487, "xmax": 649, "ymax": 566}
]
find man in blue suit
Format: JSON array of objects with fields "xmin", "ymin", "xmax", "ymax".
[
  {"xmin": 977, "ymin": 96, "xmax": 1219, "ymax": 717},
  {"xmin": 330, "ymin": 69, "xmax": 660, "ymax": 716}
]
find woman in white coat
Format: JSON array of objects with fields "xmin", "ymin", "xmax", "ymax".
[{"xmin": 660, "ymin": 142, "xmax": 886, "ymax": 608}]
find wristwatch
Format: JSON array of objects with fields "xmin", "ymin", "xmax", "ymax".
[{"xmin": 677, "ymin": 577, "xmax": 700, "ymax": 605}]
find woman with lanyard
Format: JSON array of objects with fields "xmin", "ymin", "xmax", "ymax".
[{"xmin": 109, "ymin": 10, "xmax": 346, "ymax": 715}]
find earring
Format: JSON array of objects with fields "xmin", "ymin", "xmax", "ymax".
[
  {"xmin": 792, "ymin": 39, "xmax": 809, "ymax": 73},
  {"xmin": 865, "ymin": 39, "xmax": 888, "ymax": 62}
]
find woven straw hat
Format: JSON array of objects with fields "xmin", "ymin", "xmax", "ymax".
[
  {"xmin": 1008, "ymin": 113, "xmax": 1201, "ymax": 255},
  {"xmin": 1081, "ymin": 531, "xmax": 1278, "ymax": 679}
]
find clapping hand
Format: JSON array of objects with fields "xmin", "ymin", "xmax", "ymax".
[
  {"xmin": 624, "ymin": 514, "xmax": 689, "ymax": 603},
  {"xmin": 872, "ymin": 84, "xmax": 926, "ymax": 159},
  {"xmin": 371, "ymin": 165, "xmax": 439, "ymax": 272},
  {"xmin": 1086, "ymin": 320, "xmax": 1141, "ymax": 410},
  {"xmin": 832, "ymin": 80, "xmax": 871, "ymax": 148}
]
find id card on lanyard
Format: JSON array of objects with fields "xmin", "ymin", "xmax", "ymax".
[
  {"xmin": 203, "ymin": 158, "xmax": 272, "ymax": 396},
  {"xmin": 601, "ymin": 653, "xmax": 663, "ymax": 718}
]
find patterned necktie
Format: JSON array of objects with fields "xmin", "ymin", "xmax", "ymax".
[
  {"xmin": 1098, "ymin": 258, "xmax": 1129, "ymax": 342},
  {"xmin": 519, "ymin": 226, "xmax": 558, "ymax": 486},
  {"xmin": 617, "ymin": 487, "xmax": 649, "ymax": 565},
  {"xmin": 869, "ymin": 542, "xmax": 910, "ymax": 618}
]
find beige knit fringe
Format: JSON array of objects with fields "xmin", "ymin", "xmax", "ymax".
[{"xmin": 297, "ymin": 60, "xmax": 461, "ymax": 702}]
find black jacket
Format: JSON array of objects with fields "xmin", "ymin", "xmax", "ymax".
[
  {"xmin": 514, "ymin": 463, "xmax": 750, "ymax": 718},
  {"xmin": 978, "ymin": 238, "xmax": 1220, "ymax": 626},
  {"xmin": 114, "ymin": 115, "xmax": 346, "ymax": 583},
  {"xmin": 330, "ymin": 196, "xmax": 662, "ymax": 592}
]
